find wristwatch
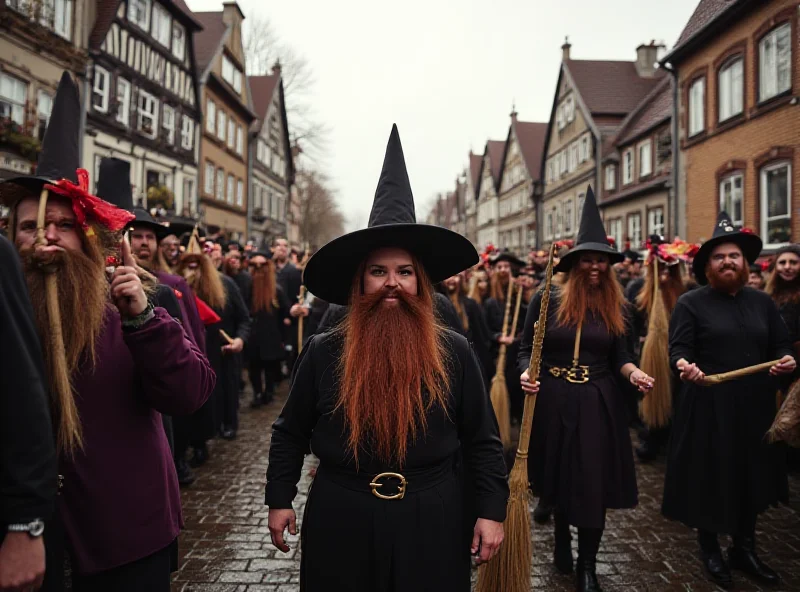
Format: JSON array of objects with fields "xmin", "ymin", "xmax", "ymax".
[{"xmin": 7, "ymin": 519, "xmax": 45, "ymax": 537}]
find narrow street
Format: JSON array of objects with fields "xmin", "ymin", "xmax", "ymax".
[{"xmin": 172, "ymin": 386, "xmax": 800, "ymax": 592}]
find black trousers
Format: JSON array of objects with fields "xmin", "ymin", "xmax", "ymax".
[
  {"xmin": 249, "ymin": 359, "xmax": 282, "ymax": 395},
  {"xmin": 71, "ymin": 540, "xmax": 174, "ymax": 592}
]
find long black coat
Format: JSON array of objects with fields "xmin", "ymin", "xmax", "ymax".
[
  {"xmin": 663, "ymin": 286, "xmax": 792, "ymax": 534},
  {"xmin": 249, "ymin": 285, "xmax": 291, "ymax": 362},
  {"xmin": 277, "ymin": 262, "xmax": 303, "ymax": 352},
  {"xmin": 266, "ymin": 331, "xmax": 508, "ymax": 592}
]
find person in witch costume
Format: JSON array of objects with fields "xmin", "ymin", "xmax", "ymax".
[
  {"xmin": 518, "ymin": 186, "xmax": 653, "ymax": 592},
  {"xmin": 662, "ymin": 212, "xmax": 795, "ymax": 589},
  {"xmin": 265, "ymin": 125, "xmax": 508, "ymax": 591},
  {"xmin": 177, "ymin": 232, "xmax": 250, "ymax": 444},
  {"xmin": 0, "ymin": 72, "xmax": 215, "ymax": 591}
]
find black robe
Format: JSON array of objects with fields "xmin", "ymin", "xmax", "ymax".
[
  {"xmin": 277, "ymin": 262, "xmax": 303, "ymax": 358},
  {"xmin": 265, "ymin": 330, "xmax": 508, "ymax": 592},
  {"xmin": 485, "ymin": 295, "xmax": 527, "ymax": 421},
  {"xmin": 460, "ymin": 296, "xmax": 493, "ymax": 386},
  {"xmin": 249, "ymin": 285, "xmax": 291, "ymax": 362},
  {"xmin": 517, "ymin": 289, "xmax": 638, "ymax": 528},
  {"xmin": 662, "ymin": 286, "xmax": 792, "ymax": 534}
]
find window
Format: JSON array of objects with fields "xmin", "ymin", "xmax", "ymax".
[
  {"xmin": 151, "ymin": 4, "xmax": 171, "ymax": 47},
  {"xmin": 580, "ymin": 136, "xmax": 590, "ymax": 162},
  {"xmin": 689, "ymin": 78, "xmax": 705, "ymax": 136},
  {"xmin": 623, "ymin": 149, "xmax": 633, "ymax": 185},
  {"xmin": 215, "ymin": 168, "xmax": 224, "ymax": 200},
  {"xmin": 608, "ymin": 218, "xmax": 623, "ymax": 250},
  {"xmin": 227, "ymin": 119, "xmax": 235, "ymax": 149},
  {"xmin": 760, "ymin": 162, "xmax": 791, "ymax": 247},
  {"xmin": 204, "ymin": 161, "xmax": 214, "ymax": 194},
  {"xmin": 92, "ymin": 65, "xmax": 110, "ymax": 112},
  {"xmin": 116, "ymin": 78, "xmax": 131, "ymax": 126},
  {"xmin": 576, "ymin": 192, "xmax": 585, "ymax": 227},
  {"xmin": 162, "ymin": 105, "xmax": 175, "ymax": 144},
  {"xmin": 222, "ymin": 55, "xmax": 242, "ymax": 93},
  {"xmin": 560, "ymin": 151, "xmax": 567, "ymax": 176},
  {"xmin": 569, "ymin": 144, "xmax": 578, "ymax": 172},
  {"xmin": 172, "ymin": 22, "xmax": 185, "ymax": 60},
  {"xmin": 36, "ymin": 91, "xmax": 52, "ymax": 141},
  {"xmin": 638, "ymin": 140, "xmax": 652, "ymax": 178},
  {"xmin": 217, "ymin": 111, "xmax": 226, "ymax": 142},
  {"xmin": 648, "ymin": 208, "xmax": 665, "ymax": 237},
  {"xmin": 605, "ymin": 165, "xmax": 616, "ymax": 190},
  {"xmin": 759, "ymin": 23, "xmax": 792, "ymax": 102},
  {"xmin": 181, "ymin": 115, "xmax": 193, "ymax": 150},
  {"xmin": 137, "ymin": 90, "xmax": 157, "ymax": 138},
  {"xmin": 127, "ymin": 0, "xmax": 150, "ymax": 30},
  {"xmin": 236, "ymin": 179, "xmax": 244, "ymax": 207},
  {"xmin": 38, "ymin": 0, "xmax": 72, "ymax": 40},
  {"xmin": 226, "ymin": 174, "xmax": 235, "ymax": 204},
  {"xmin": 545, "ymin": 209, "xmax": 554, "ymax": 241},
  {"xmin": 718, "ymin": 57, "xmax": 744, "ymax": 121},
  {"xmin": 206, "ymin": 100, "xmax": 216, "ymax": 134},
  {"xmin": 627, "ymin": 213, "xmax": 642, "ymax": 248},
  {"xmin": 564, "ymin": 199, "xmax": 574, "ymax": 235},
  {"xmin": 235, "ymin": 126, "xmax": 242, "ymax": 155},
  {"xmin": 719, "ymin": 174, "xmax": 744, "ymax": 226},
  {"xmin": 183, "ymin": 178, "xmax": 194, "ymax": 212}
]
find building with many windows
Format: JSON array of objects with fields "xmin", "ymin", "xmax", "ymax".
[
  {"xmin": 463, "ymin": 151, "xmax": 482, "ymax": 247},
  {"xmin": 475, "ymin": 140, "xmax": 504, "ymax": 250},
  {"xmin": 662, "ymin": 0, "xmax": 799, "ymax": 249},
  {"xmin": 248, "ymin": 63, "xmax": 293, "ymax": 246},
  {"xmin": 194, "ymin": 1, "xmax": 255, "ymax": 240},
  {"xmin": 83, "ymin": 0, "xmax": 203, "ymax": 217}
]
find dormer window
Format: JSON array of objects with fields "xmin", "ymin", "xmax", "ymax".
[
  {"xmin": 127, "ymin": 0, "xmax": 150, "ymax": 31},
  {"xmin": 172, "ymin": 23, "xmax": 185, "ymax": 60},
  {"xmin": 222, "ymin": 56, "xmax": 243, "ymax": 93},
  {"xmin": 151, "ymin": 4, "xmax": 171, "ymax": 47}
]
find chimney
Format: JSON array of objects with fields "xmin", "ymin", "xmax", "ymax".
[
  {"xmin": 635, "ymin": 40, "xmax": 664, "ymax": 78},
  {"xmin": 222, "ymin": 2, "xmax": 245, "ymax": 28},
  {"xmin": 510, "ymin": 101, "xmax": 518, "ymax": 122},
  {"xmin": 562, "ymin": 36, "xmax": 571, "ymax": 61},
  {"xmin": 272, "ymin": 60, "xmax": 282, "ymax": 76}
]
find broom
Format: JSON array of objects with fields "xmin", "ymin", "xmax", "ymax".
[
  {"xmin": 476, "ymin": 244, "xmax": 556, "ymax": 592},
  {"xmin": 639, "ymin": 258, "xmax": 673, "ymax": 429},
  {"xmin": 490, "ymin": 279, "xmax": 515, "ymax": 449},
  {"xmin": 297, "ymin": 285, "xmax": 307, "ymax": 354}
]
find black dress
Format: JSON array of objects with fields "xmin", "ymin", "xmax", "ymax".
[
  {"xmin": 663, "ymin": 286, "xmax": 792, "ymax": 534},
  {"xmin": 265, "ymin": 330, "xmax": 509, "ymax": 592},
  {"xmin": 517, "ymin": 290, "xmax": 638, "ymax": 529},
  {"xmin": 248, "ymin": 285, "xmax": 291, "ymax": 395},
  {"xmin": 461, "ymin": 296, "xmax": 493, "ymax": 387}
]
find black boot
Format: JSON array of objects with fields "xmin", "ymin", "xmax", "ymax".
[
  {"xmin": 533, "ymin": 500, "xmax": 553, "ymax": 524},
  {"xmin": 576, "ymin": 528, "xmax": 603, "ymax": 592},
  {"xmin": 728, "ymin": 535, "xmax": 780, "ymax": 584},
  {"xmin": 553, "ymin": 512, "xmax": 573, "ymax": 575},
  {"xmin": 698, "ymin": 530, "xmax": 733, "ymax": 589},
  {"xmin": 189, "ymin": 443, "xmax": 209, "ymax": 468},
  {"xmin": 175, "ymin": 459, "xmax": 195, "ymax": 487},
  {"xmin": 250, "ymin": 392, "xmax": 263, "ymax": 409}
]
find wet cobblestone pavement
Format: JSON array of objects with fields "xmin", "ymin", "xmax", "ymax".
[{"xmin": 172, "ymin": 385, "xmax": 800, "ymax": 591}]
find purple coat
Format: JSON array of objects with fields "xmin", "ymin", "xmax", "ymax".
[
  {"xmin": 155, "ymin": 271, "xmax": 207, "ymax": 353},
  {"xmin": 59, "ymin": 307, "xmax": 215, "ymax": 574}
]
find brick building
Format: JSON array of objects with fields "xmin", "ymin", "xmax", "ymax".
[{"xmin": 662, "ymin": 0, "xmax": 800, "ymax": 249}]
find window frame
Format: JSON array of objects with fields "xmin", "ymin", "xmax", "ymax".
[
  {"xmin": 204, "ymin": 161, "xmax": 215, "ymax": 195},
  {"xmin": 647, "ymin": 207, "xmax": 665, "ymax": 237},
  {"xmin": 151, "ymin": 3, "xmax": 171, "ymax": 47},
  {"xmin": 758, "ymin": 21, "xmax": 792, "ymax": 103},
  {"xmin": 564, "ymin": 198, "xmax": 574, "ymax": 235},
  {"xmin": 92, "ymin": 65, "xmax": 110, "ymax": 113},
  {"xmin": 137, "ymin": 89, "xmax": 158, "ymax": 139},
  {"xmin": 180, "ymin": 115, "xmax": 193, "ymax": 150},
  {"xmin": 217, "ymin": 110, "xmax": 226, "ymax": 143},
  {"xmin": 162, "ymin": 104, "xmax": 175, "ymax": 144},
  {"xmin": 627, "ymin": 212, "xmax": 642, "ymax": 249},
  {"xmin": 622, "ymin": 149, "xmax": 634, "ymax": 185},
  {"xmin": 206, "ymin": 100, "xmax": 216, "ymax": 135},
  {"xmin": 759, "ymin": 161, "xmax": 792, "ymax": 249},
  {"xmin": 171, "ymin": 22, "xmax": 185, "ymax": 60},
  {"xmin": 605, "ymin": 164, "xmax": 616, "ymax": 191},
  {"xmin": 717, "ymin": 55, "xmax": 744, "ymax": 123},
  {"xmin": 127, "ymin": 0, "xmax": 150, "ymax": 31},
  {"xmin": 215, "ymin": 167, "xmax": 225, "ymax": 201},
  {"xmin": 227, "ymin": 118, "xmax": 235, "ymax": 149},
  {"xmin": 638, "ymin": 139, "xmax": 652, "ymax": 178},
  {"xmin": 115, "ymin": 77, "xmax": 131, "ymax": 126},
  {"xmin": 236, "ymin": 178, "xmax": 244, "ymax": 207},
  {"xmin": 226, "ymin": 173, "xmax": 235, "ymax": 205},
  {"xmin": 688, "ymin": 76, "xmax": 706, "ymax": 137},
  {"xmin": 719, "ymin": 172, "xmax": 745, "ymax": 227}
]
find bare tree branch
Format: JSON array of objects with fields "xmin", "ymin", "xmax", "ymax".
[{"xmin": 294, "ymin": 168, "xmax": 345, "ymax": 249}]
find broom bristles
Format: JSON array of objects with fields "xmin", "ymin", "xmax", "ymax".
[
  {"xmin": 490, "ymin": 373, "xmax": 512, "ymax": 449},
  {"xmin": 475, "ymin": 458, "xmax": 531, "ymax": 592},
  {"xmin": 768, "ymin": 379, "xmax": 800, "ymax": 447},
  {"xmin": 639, "ymin": 266, "xmax": 673, "ymax": 429}
]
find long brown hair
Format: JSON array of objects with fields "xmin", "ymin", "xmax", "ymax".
[
  {"xmin": 557, "ymin": 264, "xmax": 626, "ymax": 335},
  {"xmin": 489, "ymin": 271, "xmax": 509, "ymax": 302},
  {"xmin": 335, "ymin": 259, "xmax": 451, "ymax": 467},
  {"xmin": 252, "ymin": 259, "xmax": 279, "ymax": 313},
  {"xmin": 766, "ymin": 257, "xmax": 800, "ymax": 306},
  {"xmin": 468, "ymin": 270, "xmax": 488, "ymax": 305},
  {"xmin": 636, "ymin": 262, "xmax": 686, "ymax": 315},
  {"xmin": 177, "ymin": 253, "xmax": 227, "ymax": 310}
]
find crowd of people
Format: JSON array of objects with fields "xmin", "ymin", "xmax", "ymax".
[{"xmin": 2, "ymin": 74, "xmax": 799, "ymax": 592}]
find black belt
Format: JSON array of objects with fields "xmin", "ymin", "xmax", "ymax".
[
  {"xmin": 543, "ymin": 362, "xmax": 611, "ymax": 384},
  {"xmin": 317, "ymin": 459, "xmax": 454, "ymax": 501}
]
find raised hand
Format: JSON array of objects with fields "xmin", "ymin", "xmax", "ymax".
[{"xmin": 111, "ymin": 235, "xmax": 148, "ymax": 319}]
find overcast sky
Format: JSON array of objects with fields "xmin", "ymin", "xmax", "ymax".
[{"xmin": 187, "ymin": 0, "xmax": 700, "ymax": 232}]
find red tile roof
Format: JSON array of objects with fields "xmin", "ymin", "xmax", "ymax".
[
  {"xmin": 248, "ymin": 74, "xmax": 279, "ymax": 121},
  {"xmin": 566, "ymin": 59, "xmax": 665, "ymax": 116},
  {"xmin": 89, "ymin": 0, "xmax": 122, "ymax": 51},
  {"xmin": 171, "ymin": 0, "xmax": 203, "ymax": 30},
  {"xmin": 615, "ymin": 77, "xmax": 672, "ymax": 146},
  {"xmin": 666, "ymin": 0, "xmax": 733, "ymax": 62},
  {"xmin": 193, "ymin": 11, "xmax": 228, "ymax": 74},
  {"xmin": 513, "ymin": 121, "xmax": 547, "ymax": 181},
  {"xmin": 486, "ymin": 140, "xmax": 505, "ymax": 184}
]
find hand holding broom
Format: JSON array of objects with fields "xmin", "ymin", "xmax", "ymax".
[{"xmin": 490, "ymin": 280, "xmax": 516, "ymax": 449}]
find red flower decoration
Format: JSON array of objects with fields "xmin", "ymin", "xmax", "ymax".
[
  {"xmin": 760, "ymin": 260, "xmax": 772, "ymax": 272},
  {"xmin": 606, "ymin": 236, "xmax": 616, "ymax": 247},
  {"xmin": 740, "ymin": 227, "xmax": 754, "ymax": 234},
  {"xmin": 105, "ymin": 255, "xmax": 120, "ymax": 267},
  {"xmin": 44, "ymin": 169, "xmax": 135, "ymax": 232}
]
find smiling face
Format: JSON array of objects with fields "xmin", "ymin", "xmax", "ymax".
[
  {"xmin": 707, "ymin": 243, "xmax": 748, "ymax": 293},
  {"xmin": 14, "ymin": 196, "xmax": 83, "ymax": 253},
  {"xmin": 494, "ymin": 260, "xmax": 511, "ymax": 279},
  {"xmin": 776, "ymin": 252, "xmax": 800, "ymax": 283},
  {"xmin": 578, "ymin": 252, "xmax": 610, "ymax": 286},
  {"xmin": 362, "ymin": 247, "xmax": 418, "ymax": 306}
]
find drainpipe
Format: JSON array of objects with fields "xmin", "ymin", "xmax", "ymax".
[
  {"xmin": 78, "ymin": 65, "xmax": 89, "ymax": 168},
  {"xmin": 664, "ymin": 62, "xmax": 680, "ymax": 239},
  {"xmin": 246, "ymin": 131, "xmax": 254, "ymax": 241}
]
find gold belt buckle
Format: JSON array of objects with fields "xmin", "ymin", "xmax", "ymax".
[
  {"xmin": 566, "ymin": 365, "xmax": 590, "ymax": 384},
  {"xmin": 549, "ymin": 366, "xmax": 564, "ymax": 379},
  {"xmin": 369, "ymin": 472, "xmax": 407, "ymax": 500}
]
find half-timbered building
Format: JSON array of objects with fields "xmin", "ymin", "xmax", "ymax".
[{"xmin": 83, "ymin": 0, "xmax": 203, "ymax": 217}]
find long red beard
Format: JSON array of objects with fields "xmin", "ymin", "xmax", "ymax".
[
  {"xmin": 707, "ymin": 264, "xmax": 748, "ymax": 293},
  {"xmin": 251, "ymin": 266, "xmax": 277, "ymax": 314},
  {"xmin": 336, "ymin": 285, "xmax": 451, "ymax": 467},
  {"xmin": 557, "ymin": 265, "xmax": 626, "ymax": 335},
  {"xmin": 178, "ymin": 255, "xmax": 227, "ymax": 310}
]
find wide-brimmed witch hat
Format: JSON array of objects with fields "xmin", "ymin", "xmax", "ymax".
[
  {"xmin": 692, "ymin": 211, "xmax": 762, "ymax": 285},
  {"xmin": 555, "ymin": 186, "xmax": 623, "ymax": 272},
  {"xmin": 302, "ymin": 125, "xmax": 478, "ymax": 305},
  {"xmin": 490, "ymin": 251, "xmax": 525, "ymax": 268}
]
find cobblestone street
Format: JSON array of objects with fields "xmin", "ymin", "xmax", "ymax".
[{"xmin": 172, "ymin": 385, "xmax": 800, "ymax": 591}]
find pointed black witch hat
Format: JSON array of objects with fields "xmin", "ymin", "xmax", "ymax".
[
  {"xmin": 1, "ymin": 71, "xmax": 81, "ymax": 203},
  {"xmin": 555, "ymin": 185, "xmax": 623, "ymax": 272},
  {"xmin": 692, "ymin": 211, "xmax": 762, "ymax": 285},
  {"xmin": 303, "ymin": 124, "xmax": 478, "ymax": 305}
]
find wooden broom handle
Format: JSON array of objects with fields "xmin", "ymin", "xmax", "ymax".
[
  {"xmin": 495, "ymin": 280, "xmax": 516, "ymax": 372},
  {"xmin": 698, "ymin": 359, "xmax": 782, "ymax": 385}
]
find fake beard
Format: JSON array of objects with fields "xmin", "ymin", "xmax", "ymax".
[
  {"xmin": 707, "ymin": 264, "xmax": 748, "ymax": 293},
  {"xmin": 179, "ymin": 254, "xmax": 227, "ymax": 310}
]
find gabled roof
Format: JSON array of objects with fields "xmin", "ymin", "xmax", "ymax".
[
  {"xmin": 486, "ymin": 140, "xmax": 505, "ymax": 185},
  {"xmin": 248, "ymin": 74, "xmax": 279, "ymax": 120},
  {"xmin": 513, "ymin": 120, "xmax": 547, "ymax": 181},
  {"xmin": 662, "ymin": 0, "xmax": 748, "ymax": 65},
  {"xmin": 89, "ymin": 0, "xmax": 122, "ymax": 51},
  {"xmin": 468, "ymin": 151, "xmax": 482, "ymax": 191},
  {"xmin": 566, "ymin": 59, "xmax": 665, "ymax": 116},
  {"xmin": 614, "ymin": 76, "xmax": 672, "ymax": 146},
  {"xmin": 193, "ymin": 11, "xmax": 229, "ymax": 74},
  {"xmin": 171, "ymin": 0, "xmax": 203, "ymax": 30}
]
